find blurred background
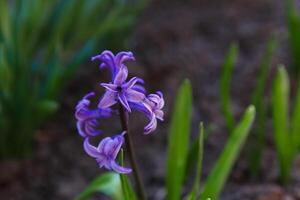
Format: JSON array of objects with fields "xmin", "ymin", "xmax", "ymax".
[{"xmin": 1, "ymin": 0, "xmax": 300, "ymax": 199}]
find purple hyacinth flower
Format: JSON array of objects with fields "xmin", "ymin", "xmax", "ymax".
[
  {"xmin": 91, "ymin": 50, "xmax": 135, "ymax": 80},
  {"xmin": 130, "ymin": 91, "xmax": 165, "ymax": 134},
  {"xmin": 143, "ymin": 92, "xmax": 164, "ymax": 134},
  {"xmin": 98, "ymin": 66, "xmax": 145, "ymax": 112},
  {"xmin": 75, "ymin": 92, "xmax": 112, "ymax": 137},
  {"xmin": 83, "ymin": 132, "xmax": 132, "ymax": 174}
]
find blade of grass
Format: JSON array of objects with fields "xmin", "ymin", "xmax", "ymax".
[
  {"xmin": 166, "ymin": 79, "xmax": 192, "ymax": 200},
  {"xmin": 291, "ymin": 81, "xmax": 300, "ymax": 153},
  {"xmin": 119, "ymin": 149, "xmax": 137, "ymax": 200},
  {"xmin": 249, "ymin": 37, "xmax": 277, "ymax": 175},
  {"xmin": 200, "ymin": 105, "xmax": 255, "ymax": 200},
  {"xmin": 220, "ymin": 43, "xmax": 238, "ymax": 133},
  {"xmin": 272, "ymin": 66, "xmax": 292, "ymax": 184},
  {"xmin": 187, "ymin": 122, "xmax": 204, "ymax": 200},
  {"xmin": 287, "ymin": 0, "xmax": 300, "ymax": 77},
  {"xmin": 0, "ymin": 0, "xmax": 11, "ymax": 43}
]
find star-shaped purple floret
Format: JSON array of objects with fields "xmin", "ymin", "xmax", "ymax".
[
  {"xmin": 83, "ymin": 132, "xmax": 132, "ymax": 174},
  {"xmin": 98, "ymin": 66, "xmax": 146, "ymax": 112}
]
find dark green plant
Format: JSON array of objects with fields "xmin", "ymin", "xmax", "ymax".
[
  {"xmin": 287, "ymin": 0, "xmax": 300, "ymax": 78},
  {"xmin": 249, "ymin": 37, "xmax": 277, "ymax": 175},
  {"xmin": 0, "ymin": 0, "xmax": 145, "ymax": 159},
  {"xmin": 272, "ymin": 66, "xmax": 300, "ymax": 184},
  {"xmin": 220, "ymin": 43, "xmax": 238, "ymax": 133},
  {"xmin": 220, "ymin": 38, "xmax": 277, "ymax": 176}
]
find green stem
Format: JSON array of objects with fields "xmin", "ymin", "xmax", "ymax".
[{"xmin": 118, "ymin": 104, "xmax": 147, "ymax": 200}]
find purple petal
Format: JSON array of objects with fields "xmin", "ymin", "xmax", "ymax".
[
  {"xmin": 96, "ymin": 157, "xmax": 107, "ymax": 168},
  {"xmin": 84, "ymin": 119, "xmax": 101, "ymax": 136},
  {"xmin": 77, "ymin": 121, "xmax": 87, "ymax": 137},
  {"xmin": 131, "ymin": 84, "xmax": 146, "ymax": 93},
  {"xmin": 110, "ymin": 160, "xmax": 132, "ymax": 174},
  {"xmin": 129, "ymin": 102, "xmax": 151, "ymax": 115},
  {"xmin": 98, "ymin": 91, "xmax": 117, "ymax": 109},
  {"xmin": 84, "ymin": 138, "xmax": 101, "ymax": 158},
  {"xmin": 113, "ymin": 66, "xmax": 128, "ymax": 85},
  {"xmin": 100, "ymin": 83, "xmax": 118, "ymax": 92},
  {"xmin": 154, "ymin": 110, "xmax": 164, "ymax": 121},
  {"xmin": 123, "ymin": 77, "xmax": 144, "ymax": 89},
  {"xmin": 96, "ymin": 108, "xmax": 112, "ymax": 118},
  {"xmin": 97, "ymin": 137, "xmax": 112, "ymax": 152},
  {"xmin": 115, "ymin": 51, "xmax": 135, "ymax": 67},
  {"xmin": 144, "ymin": 115, "xmax": 157, "ymax": 134},
  {"xmin": 104, "ymin": 135, "xmax": 124, "ymax": 159},
  {"xmin": 148, "ymin": 93, "xmax": 161, "ymax": 104},
  {"xmin": 126, "ymin": 89, "xmax": 145, "ymax": 103},
  {"xmin": 156, "ymin": 91, "xmax": 165, "ymax": 109},
  {"xmin": 118, "ymin": 92, "xmax": 131, "ymax": 112},
  {"xmin": 75, "ymin": 92, "xmax": 94, "ymax": 111},
  {"xmin": 91, "ymin": 50, "xmax": 118, "ymax": 77}
]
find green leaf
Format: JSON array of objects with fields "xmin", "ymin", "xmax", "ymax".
[
  {"xmin": 0, "ymin": 0, "xmax": 11, "ymax": 43},
  {"xmin": 220, "ymin": 43, "xmax": 238, "ymax": 133},
  {"xmin": 119, "ymin": 149, "xmax": 137, "ymax": 200},
  {"xmin": 272, "ymin": 66, "xmax": 292, "ymax": 184},
  {"xmin": 75, "ymin": 172, "xmax": 122, "ymax": 200},
  {"xmin": 249, "ymin": 37, "xmax": 277, "ymax": 175},
  {"xmin": 287, "ymin": 0, "xmax": 300, "ymax": 77},
  {"xmin": 0, "ymin": 46, "xmax": 12, "ymax": 94},
  {"xmin": 291, "ymin": 81, "xmax": 300, "ymax": 153},
  {"xmin": 166, "ymin": 79, "xmax": 192, "ymax": 200},
  {"xmin": 185, "ymin": 123, "xmax": 211, "ymax": 177},
  {"xmin": 201, "ymin": 105, "xmax": 256, "ymax": 200},
  {"xmin": 37, "ymin": 99, "xmax": 58, "ymax": 116},
  {"xmin": 187, "ymin": 122, "xmax": 204, "ymax": 200}
]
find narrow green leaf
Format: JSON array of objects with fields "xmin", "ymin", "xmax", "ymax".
[
  {"xmin": 272, "ymin": 66, "xmax": 292, "ymax": 184},
  {"xmin": 75, "ymin": 172, "xmax": 122, "ymax": 200},
  {"xmin": 185, "ymin": 124, "xmax": 211, "ymax": 177},
  {"xmin": 0, "ymin": 0, "xmax": 11, "ymax": 43},
  {"xmin": 286, "ymin": 0, "xmax": 300, "ymax": 77},
  {"xmin": 249, "ymin": 37, "xmax": 277, "ymax": 175},
  {"xmin": 119, "ymin": 149, "xmax": 137, "ymax": 200},
  {"xmin": 166, "ymin": 79, "xmax": 192, "ymax": 200},
  {"xmin": 187, "ymin": 122, "xmax": 204, "ymax": 200},
  {"xmin": 291, "ymin": 81, "xmax": 300, "ymax": 152},
  {"xmin": 220, "ymin": 43, "xmax": 238, "ymax": 133},
  {"xmin": 201, "ymin": 105, "xmax": 256, "ymax": 200},
  {"xmin": 0, "ymin": 46, "xmax": 12, "ymax": 94}
]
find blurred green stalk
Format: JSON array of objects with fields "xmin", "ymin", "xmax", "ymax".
[{"xmin": 0, "ymin": 0, "xmax": 146, "ymax": 159}]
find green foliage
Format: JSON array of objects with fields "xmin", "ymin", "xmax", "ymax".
[
  {"xmin": 75, "ymin": 172, "xmax": 122, "ymax": 200},
  {"xmin": 249, "ymin": 37, "xmax": 277, "ymax": 175},
  {"xmin": 200, "ymin": 105, "xmax": 255, "ymax": 200},
  {"xmin": 75, "ymin": 149, "xmax": 137, "ymax": 200},
  {"xmin": 287, "ymin": 0, "xmax": 300, "ymax": 77},
  {"xmin": 119, "ymin": 149, "xmax": 137, "ymax": 200},
  {"xmin": 271, "ymin": 66, "xmax": 300, "ymax": 184},
  {"xmin": 166, "ymin": 79, "xmax": 192, "ymax": 200},
  {"xmin": 187, "ymin": 122, "xmax": 204, "ymax": 200},
  {"xmin": 166, "ymin": 79, "xmax": 255, "ymax": 200},
  {"xmin": 291, "ymin": 81, "xmax": 300, "ymax": 151},
  {"xmin": 220, "ymin": 43, "xmax": 238, "ymax": 133},
  {"xmin": 0, "ymin": 0, "xmax": 145, "ymax": 159}
]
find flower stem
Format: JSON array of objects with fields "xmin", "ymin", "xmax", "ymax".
[{"xmin": 118, "ymin": 104, "xmax": 147, "ymax": 200}]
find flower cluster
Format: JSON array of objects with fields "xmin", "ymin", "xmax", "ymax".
[{"xmin": 75, "ymin": 50, "xmax": 164, "ymax": 174}]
